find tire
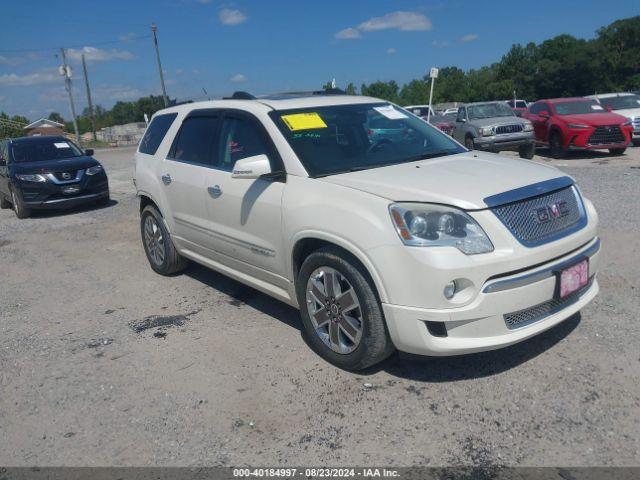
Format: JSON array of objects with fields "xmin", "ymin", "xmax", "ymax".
[
  {"xmin": 609, "ymin": 148, "xmax": 626, "ymax": 156},
  {"xmin": 549, "ymin": 131, "xmax": 565, "ymax": 159},
  {"xmin": 140, "ymin": 205, "xmax": 188, "ymax": 275},
  {"xmin": 0, "ymin": 195, "xmax": 10, "ymax": 209},
  {"xmin": 11, "ymin": 189, "xmax": 30, "ymax": 219},
  {"xmin": 518, "ymin": 143, "xmax": 535, "ymax": 160},
  {"xmin": 465, "ymin": 135, "xmax": 475, "ymax": 150},
  {"xmin": 96, "ymin": 194, "xmax": 111, "ymax": 206},
  {"xmin": 296, "ymin": 247, "xmax": 395, "ymax": 370}
]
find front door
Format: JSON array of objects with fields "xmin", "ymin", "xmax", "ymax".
[{"xmin": 200, "ymin": 111, "xmax": 286, "ymax": 284}]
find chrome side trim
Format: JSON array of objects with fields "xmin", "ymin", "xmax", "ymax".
[
  {"xmin": 483, "ymin": 176, "xmax": 574, "ymax": 208},
  {"xmin": 174, "ymin": 216, "xmax": 276, "ymax": 257},
  {"xmin": 43, "ymin": 169, "xmax": 85, "ymax": 185},
  {"xmin": 483, "ymin": 237, "xmax": 600, "ymax": 294}
]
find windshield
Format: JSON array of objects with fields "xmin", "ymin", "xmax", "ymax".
[
  {"xmin": 269, "ymin": 103, "xmax": 465, "ymax": 177},
  {"xmin": 597, "ymin": 95, "xmax": 640, "ymax": 110},
  {"xmin": 507, "ymin": 100, "xmax": 527, "ymax": 108},
  {"xmin": 11, "ymin": 138, "xmax": 84, "ymax": 163},
  {"xmin": 467, "ymin": 103, "xmax": 515, "ymax": 119},
  {"xmin": 554, "ymin": 100, "xmax": 605, "ymax": 115}
]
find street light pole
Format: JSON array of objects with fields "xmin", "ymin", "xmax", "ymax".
[
  {"xmin": 151, "ymin": 23, "xmax": 169, "ymax": 107},
  {"xmin": 81, "ymin": 54, "xmax": 97, "ymax": 141},
  {"xmin": 60, "ymin": 48, "xmax": 80, "ymax": 143}
]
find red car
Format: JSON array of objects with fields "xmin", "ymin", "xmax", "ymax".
[{"xmin": 523, "ymin": 97, "xmax": 633, "ymax": 158}]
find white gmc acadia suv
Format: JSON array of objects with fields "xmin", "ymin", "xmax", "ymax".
[{"xmin": 134, "ymin": 92, "xmax": 600, "ymax": 370}]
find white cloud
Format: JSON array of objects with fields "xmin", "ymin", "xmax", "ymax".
[
  {"xmin": 176, "ymin": 68, "xmax": 184, "ymax": 75},
  {"xmin": 386, "ymin": 47, "xmax": 396, "ymax": 54},
  {"xmin": 118, "ymin": 32, "xmax": 137, "ymax": 42},
  {"xmin": 0, "ymin": 70, "xmax": 59, "ymax": 87},
  {"xmin": 432, "ymin": 40, "xmax": 450, "ymax": 47},
  {"xmin": 358, "ymin": 11, "xmax": 431, "ymax": 32},
  {"xmin": 219, "ymin": 8, "xmax": 247, "ymax": 26},
  {"xmin": 196, "ymin": 0, "xmax": 212, "ymax": 3},
  {"xmin": 460, "ymin": 34, "xmax": 478, "ymax": 43},
  {"xmin": 334, "ymin": 28, "xmax": 361, "ymax": 40},
  {"xmin": 230, "ymin": 73, "xmax": 247, "ymax": 83},
  {"xmin": 66, "ymin": 46, "xmax": 135, "ymax": 63},
  {"xmin": 94, "ymin": 84, "xmax": 145, "ymax": 101}
]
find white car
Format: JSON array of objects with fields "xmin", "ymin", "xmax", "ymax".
[
  {"xmin": 586, "ymin": 93, "xmax": 640, "ymax": 145},
  {"xmin": 442, "ymin": 107, "xmax": 459, "ymax": 116},
  {"xmin": 403, "ymin": 104, "xmax": 435, "ymax": 118},
  {"xmin": 134, "ymin": 92, "xmax": 600, "ymax": 370}
]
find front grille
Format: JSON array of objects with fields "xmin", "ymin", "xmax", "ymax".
[
  {"xmin": 53, "ymin": 170, "xmax": 79, "ymax": 181},
  {"xmin": 587, "ymin": 125, "xmax": 625, "ymax": 145},
  {"xmin": 504, "ymin": 277, "xmax": 593, "ymax": 329},
  {"xmin": 494, "ymin": 124, "xmax": 523, "ymax": 135},
  {"xmin": 491, "ymin": 186, "xmax": 584, "ymax": 246}
]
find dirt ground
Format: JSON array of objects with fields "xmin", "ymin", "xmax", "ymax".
[{"xmin": 0, "ymin": 145, "xmax": 638, "ymax": 467}]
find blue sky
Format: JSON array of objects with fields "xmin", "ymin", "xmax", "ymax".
[{"xmin": 1, "ymin": 0, "xmax": 638, "ymax": 120}]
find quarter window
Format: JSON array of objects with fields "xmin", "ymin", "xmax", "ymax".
[
  {"xmin": 217, "ymin": 117, "xmax": 270, "ymax": 172},
  {"xmin": 139, "ymin": 113, "xmax": 177, "ymax": 155},
  {"xmin": 171, "ymin": 116, "xmax": 219, "ymax": 165}
]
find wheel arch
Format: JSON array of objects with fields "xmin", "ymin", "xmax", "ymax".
[{"xmin": 290, "ymin": 233, "xmax": 389, "ymax": 304}]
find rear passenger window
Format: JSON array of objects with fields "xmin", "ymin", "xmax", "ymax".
[
  {"xmin": 139, "ymin": 113, "xmax": 177, "ymax": 155},
  {"xmin": 171, "ymin": 116, "xmax": 219, "ymax": 165},
  {"xmin": 217, "ymin": 117, "xmax": 270, "ymax": 171}
]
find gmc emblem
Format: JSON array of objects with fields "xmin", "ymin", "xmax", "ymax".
[{"xmin": 535, "ymin": 201, "xmax": 569, "ymax": 223}]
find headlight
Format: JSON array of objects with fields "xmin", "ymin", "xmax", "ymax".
[
  {"xmin": 15, "ymin": 173, "xmax": 46, "ymax": 182},
  {"xmin": 477, "ymin": 126, "xmax": 494, "ymax": 137},
  {"xmin": 85, "ymin": 165, "xmax": 103, "ymax": 175},
  {"xmin": 568, "ymin": 123, "xmax": 590, "ymax": 129},
  {"xmin": 522, "ymin": 122, "xmax": 533, "ymax": 132},
  {"xmin": 389, "ymin": 203, "xmax": 494, "ymax": 255}
]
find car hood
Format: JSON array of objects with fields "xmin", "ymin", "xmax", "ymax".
[
  {"xmin": 611, "ymin": 107, "xmax": 640, "ymax": 119},
  {"xmin": 319, "ymin": 151, "xmax": 564, "ymax": 210},
  {"xmin": 559, "ymin": 112, "xmax": 628, "ymax": 126},
  {"xmin": 468, "ymin": 116, "xmax": 525, "ymax": 127},
  {"xmin": 11, "ymin": 156, "xmax": 99, "ymax": 174}
]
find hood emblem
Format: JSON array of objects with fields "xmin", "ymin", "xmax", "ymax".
[{"xmin": 61, "ymin": 172, "xmax": 72, "ymax": 180}]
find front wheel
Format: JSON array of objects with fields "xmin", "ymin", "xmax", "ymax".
[
  {"xmin": 296, "ymin": 247, "xmax": 394, "ymax": 370},
  {"xmin": 140, "ymin": 205, "xmax": 188, "ymax": 275},
  {"xmin": 549, "ymin": 131, "xmax": 565, "ymax": 159},
  {"xmin": 609, "ymin": 148, "xmax": 626, "ymax": 155},
  {"xmin": 11, "ymin": 189, "xmax": 30, "ymax": 219},
  {"xmin": 518, "ymin": 143, "xmax": 535, "ymax": 160},
  {"xmin": 465, "ymin": 136, "xmax": 475, "ymax": 150}
]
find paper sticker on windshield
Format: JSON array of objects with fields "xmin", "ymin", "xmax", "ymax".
[
  {"xmin": 374, "ymin": 105, "xmax": 407, "ymax": 120},
  {"xmin": 281, "ymin": 113, "xmax": 327, "ymax": 131},
  {"xmin": 54, "ymin": 142, "xmax": 70, "ymax": 149},
  {"xmin": 591, "ymin": 105, "xmax": 604, "ymax": 110}
]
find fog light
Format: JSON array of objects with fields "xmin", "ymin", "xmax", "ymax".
[{"xmin": 444, "ymin": 281, "xmax": 457, "ymax": 299}]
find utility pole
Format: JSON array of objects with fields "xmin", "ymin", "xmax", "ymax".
[
  {"xmin": 81, "ymin": 54, "xmax": 97, "ymax": 141},
  {"xmin": 427, "ymin": 67, "xmax": 438, "ymax": 122},
  {"xmin": 60, "ymin": 48, "xmax": 80, "ymax": 143},
  {"xmin": 151, "ymin": 23, "xmax": 169, "ymax": 107}
]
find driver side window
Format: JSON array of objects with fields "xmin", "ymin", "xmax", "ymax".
[
  {"xmin": 456, "ymin": 107, "xmax": 466, "ymax": 122},
  {"xmin": 217, "ymin": 116, "xmax": 270, "ymax": 172}
]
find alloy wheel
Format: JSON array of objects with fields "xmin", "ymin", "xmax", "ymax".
[
  {"xmin": 144, "ymin": 215, "xmax": 165, "ymax": 266},
  {"xmin": 306, "ymin": 267, "xmax": 363, "ymax": 354}
]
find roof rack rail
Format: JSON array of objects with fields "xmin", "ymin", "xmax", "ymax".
[
  {"xmin": 223, "ymin": 91, "xmax": 256, "ymax": 100},
  {"xmin": 313, "ymin": 88, "xmax": 347, "ymax": 96}
]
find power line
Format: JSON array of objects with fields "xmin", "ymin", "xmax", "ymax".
[{"xmin": 0, "ymin": 34, "xmax": 151, "ymax": 54}]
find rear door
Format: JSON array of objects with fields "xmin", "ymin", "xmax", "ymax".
[
  {"xmin": 199, "ymin": 110, "xmax": 287, "ymax": 284},
  {"xmin": 161, "ymin": 110, "xmax": 221, "ymax": 248}
]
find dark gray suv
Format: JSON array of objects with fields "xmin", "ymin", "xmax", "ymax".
[{"xmin": 453, "ymin": 102, "xmax": 536, "ymax": 159}]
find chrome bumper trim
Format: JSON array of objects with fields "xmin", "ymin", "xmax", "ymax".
[{"xmin": 483, "ymin": 237, "xmax": 600, "ymax": 294}]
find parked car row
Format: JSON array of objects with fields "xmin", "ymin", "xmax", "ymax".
[{"xmin": 414, "ymin": 92, "xmax": 639, "ymax": 159}]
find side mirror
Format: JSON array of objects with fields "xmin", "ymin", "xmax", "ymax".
[
  {"xmin": 539, "ymin": 110, "xmax": 550, "ymax": 118},
  {"xmin": 85, "ymin": 149, "xmax": 94, "ymax": 156},
  {"xmin": 231, "ymin": 154, "xmax": 272, "ymax": 179},
  {"xmin": 456, "ymin": 118, "xmax": 466, "ymax": 123}
]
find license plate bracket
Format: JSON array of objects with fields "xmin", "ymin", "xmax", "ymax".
[
  {"xmin": 62, "ymin": 185, "xmax": 81, "ymax": 195},
  {"xmin": 556, "ymin": 258, "xmax": 589, "ymax": 299}
]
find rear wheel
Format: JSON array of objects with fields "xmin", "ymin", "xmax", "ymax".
[
  {"xmin": 140, "ymin": 205, "xmax": 188, "ymax": 275},
  {"xmin": 11, "ymin": 189, "xmax": 30, "ymax": 219},
  {"xmin": 518, "ymin": 143, "xmax": 535, "ymax": 160},
  {"xmin": 609, "ymin": 148, "xmax": 626, "ymax": 155},
  {"xmin": 465, "ymin": 136, "xmax": 475, "ymax": 150},
  {"xmin": 549, "ymin": 131, "xmax": 565, "ymax": 159},
  {"xmin": 296, "ymin": 247, "xmax": 394, "ymax": 370}
]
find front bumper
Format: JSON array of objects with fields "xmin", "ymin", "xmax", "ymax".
[
  {"xmin": 474, "ymin": 132, "xmax": 535, "ymax": 151},
  {"xmin": 16, "ymin": 172, "xmax": 109, "ymax": 210},
  {"xmin": 565, "ymin": 126, "xmax": 632, "ymax": 150},
  {"xmin": 381, "ymin": 236, "xmax": 601, "ymax": 356}
]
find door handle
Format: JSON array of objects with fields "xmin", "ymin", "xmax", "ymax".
[
  {"xmin": 161, "ymin": 174, "xmax": 172, "ymax": 185},
  {"xmin": 208, "ymin": 185, "xmax": 222, "ymax": 198}
]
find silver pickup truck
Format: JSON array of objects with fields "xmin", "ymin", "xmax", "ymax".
[{"xmin": 453, "ymin": 101, "xmax": 536, "ymax": 159}]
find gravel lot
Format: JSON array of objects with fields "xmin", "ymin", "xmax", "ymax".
[{"xmin": 0, "ymin": 145, "xmax": 638, "ymax": 467}]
